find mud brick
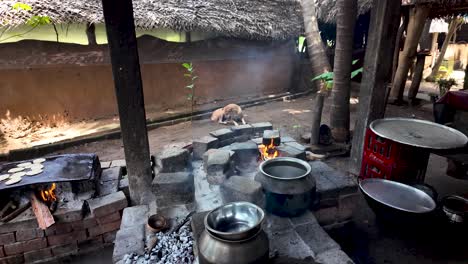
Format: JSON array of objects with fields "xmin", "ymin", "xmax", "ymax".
[
  {"xmin": 192, "ymin": 136, "xmax": 219, "ymax": 160},
  {"xmin": 0, "ymin": 233, "xmax": 15, "ymax": 245},
  {"xmin": 113, "ymin": 225, "xmax": 145, "ymax": 262},
  {"xmin": 47, "ymin": 231, "xmax": 86, "ymax": 246},
  {"xmin": 15, "ymin": 228, "xmax": 44, "ymax": 242},
  {"xmin": 221, "ymin": 176, "xmax": 263, "ymax": 206},
  {"xmin": 277, "ymin": 144, "xmax": 306, "ymax": 160},
  {"xmin": 280, "ymin": 136, "xmax": 296, "ymax": 143},
  {"xmin": 50, "ymin": 242, "xmax": 78, "ymax": 256},
  {"xmin": 98, "ymin": 179, "xmax": 119, "ymax": 196},
  {"xmin": 230, "ymin": 124, "xmax": 253, "ymax": 136},
  {"xmin": 71, "ymin": 216, "xmax": 97, "ymax": 231},
  {"xmin": 152, "ymin": 172, "xmax": 194, "ymax": 196},
  {"xmin": 156, "ymin": 147, "xmax": 190, "ymax": 173},
  {"xmin": 119, "ymin": 178, "xmax": 129, "ymax": 198},
  {"xmin": 315, "ymin": 206, "xmax": 338, "ymax": 226},
  {"xmin": 251, "ymin": 122, "xmax": 273, "ymax": 135},
  {"xmin": 44, "ymin": 223, "xmax": 73, "ymax": 236},
  {"xmin": 101, "ymin": 167, "xmax": 122, "ymax": 182},
  {"xmin": 0, "ymin": 254, "xmax": 24, "ymax": 264},
  {"xmin": 97, "ymin": 212, "xmax": 121, "ymax": 225},
  {"xmin": 103, "ymin": 231, "xmax": 117, "ymax": 244},
  {"xmin": 0, "ymin": 208, "xmax": 38, "ymax": 234},
  {"xmin": 110, "ymin": 159, "xmax": 126, "ymax": 168},
  {"xmin": 0, "ymin": 246, "xmax": 4, "ymax": 257},
  {"xmin": 53, "ymin": 200, "xmax": 85, "ymax": 223},
  {"xmin": 210, "ymin": 128, "xmax": 234, "ymax": 141},
  {"xmin": 285, "ymin": 141, "xmax": 307, "ymax": 152},
  {"xmin": 78, "ymin": 236, "xmax": 103, "ymax": 252},
  {"xmin": 120, "ymin": 205, "xmax": 148, "ymax": 229},
  {"xmin": 88, "ymin": 220, "xmax": 121, "ymax": 237},
  {"xmin": 24, "ymin": 248, "xmax": 52, "ymax": 263},
  {"xmin": 4, "ymin": 238, "xmax": 47, "ymax": 255},
  {"xmin": 87, "ymin": 191, "xmax": 128, "ymax": 218}
]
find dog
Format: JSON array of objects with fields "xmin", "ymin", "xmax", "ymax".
[{"xmin": 211, "ymin": 104, "xmax": 246, "ymax": 126}]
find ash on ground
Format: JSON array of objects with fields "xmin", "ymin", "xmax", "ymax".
[{"xmin": 123, "ymin": 223, "xmax": 194, "ymax": 264}]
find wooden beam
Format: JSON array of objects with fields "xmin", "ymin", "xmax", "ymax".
[
  {"xmin": 101, "ymin": 0, "xmax": 153, "ymax": 205},
  {"xmin": 30, "ymin": 193, "xmax": 55, "ymax": 230},
  {"xmin": 349, "ymin": 0, "xmax": 401, "ymax": 176}
]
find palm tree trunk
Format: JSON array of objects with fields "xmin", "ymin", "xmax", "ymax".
[
  {"xmin": 408, "ymin": 20, "xmax": 431, "ymax": 103},
  {"xmin": 392, "ymin": 13, "xmax": 409, "ymax": 81},
  {"xmin": 389, "ymin": 6, "xmax": 430, "ymax": 104},
  {"xmin": 430, "ymin": 32, "xmax": 439, "ymax": 67},
  {"xmin": 330, "ymin": 0, "xmax": 357, "ymax": 142},
  {"xmin": 427, "ymin": 18, "xmax": 463, "ymax": 80},
  {"xmin": 300, "ymin": 0, "xmax": 331, "ymax": 145},
  {"xmin": 300, "ymin": 0, "xmax": 331, "ymax": 83}
]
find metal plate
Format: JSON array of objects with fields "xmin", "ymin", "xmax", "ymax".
[
  {"xmin": 370, "ymin": 118, "xmax": 468, "ymax": 149},
  {"xmin": 0, "ymin": 154, "xmax": 99, "ymax": 191},
  {"xmin": 359, "ymin": 178, "xmax": 436, "ymax": 213}
]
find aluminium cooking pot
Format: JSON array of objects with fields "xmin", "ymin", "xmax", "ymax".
[{"xmin": 255, "ymin": 157, "xmax": 316, "ymax": 217}]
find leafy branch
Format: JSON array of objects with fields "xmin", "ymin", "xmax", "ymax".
[
  {"xmin": 182, "ymin": 62, "xmax": 198, "ymax": 121},
  {"xmin": 311, "ymin": 59, "xmax": 362, "ymax": 90}
]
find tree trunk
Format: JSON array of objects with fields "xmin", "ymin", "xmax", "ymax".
[
  {"xmin": 389, "ymin": 6, "xmax": 430, "ymax": 104},
  {"xmin": 330, "ymin": 0, "xmax": 357, "ymax": 142},
  {"xmin": 392, "ymin": 13, "xmax": 409, "ymax": 81},
  {"xmin": 86, "ymin": 23, "xmax": 97, "ymax": 46},
  {"xmin": 300, "ymin": 0, "xmax": 331, "ymax": 86},
  {"xmin": 300, "ymin": 0, "xmax": 331, "ymax": 145},
  {"xmin": 427, "ymin": 18, "xmax": 463, "ymax": 80},
  {"xmin": 464, "ymin": 58, "xmax": 468, "ymax": 90},
  {"xmin": 408, "ymin": 20, "xmax": 431, "ymax": 102},
  {"xmin": 430, "ymin": 32, "xmax": 439, "ymax": 67}
]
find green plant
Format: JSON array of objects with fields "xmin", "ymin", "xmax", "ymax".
[
  {"xmin": 311, "ymin": 59, "xmax": 362, "ymax": 91},
  {"xmin": 0, "ymin": 2, "xmax": 52, "ymax": 43},
  {"xmin": 437, "ymin": 78, "xmax": 457, "ymax": 97},
  {"xmin": 182, "ymin": 62, "xmax": 198, "ymax": 120}
]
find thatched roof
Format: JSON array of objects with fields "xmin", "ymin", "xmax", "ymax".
[
  {"xmin": 0, "ymin": 0, "xmax": 304, "ymax": 40},
  {"xmin": 315, "ymin": 0, "xmax": 373, "ymax": 24}
]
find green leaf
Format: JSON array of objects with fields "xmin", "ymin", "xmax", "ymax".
[
  {"xmin": 182, "ymin": 63, "xmax": 191, "ymax": 69},
  {"xmin": 186, "ymin": 84, "xmax": 194, "ymax": 89},
  {"xmin": 312, "ymin": 72, "xmax": 333, "ymax": 82},
  {"xmin": 26, "ymin": 16, "xmax": 51, "ymax": 27},
  {"xmin": 187, "ymin": 94, "xmax": 193, "ymax": 100},
  {"xmin": 352, "ymin": 59, "xmax": 359, "ymax": 65},
  {"xmin": 12, "ymin": 3, "xmax": 32, "ymax": 11},
  {"xmin": 325, "ymin": 80, "xmax": 333, "ymax": 90},
  {"xmin": 350, "ymin": 67, "xmax": 363, "ymax": 79}
]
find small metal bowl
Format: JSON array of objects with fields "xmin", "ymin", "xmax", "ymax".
[
  {"xmin": 204, "ymin": 202, "xmax": 265, "ymax": 241},
  {"xmin": 147, "ymin": 214, "xmax": 167, "ymax": 233},
  {"xmin": 441, "ymin": 195, "xmax": 468, "ymax": 224}
]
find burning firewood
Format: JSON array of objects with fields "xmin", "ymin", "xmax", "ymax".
[{"xmin": 30, "ymin": 193, "xmax": 55, "ymax": 229}]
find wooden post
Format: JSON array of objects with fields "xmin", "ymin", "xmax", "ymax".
[
  {"xmin": 408, "ymin": 20, "xmax": 431, "ymax": 103},
  {"xmin": 349, "ymin": 0, "xmax": 401, "ymax": 176},
  {"xmin": 101, "ymin": 0, "xmax": 153, "ymax": 205}
]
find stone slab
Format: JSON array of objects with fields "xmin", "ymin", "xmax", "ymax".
[
  {"xmin": 285, "ymin": 141, "xmax": 307, "ymax": 152},
  {"xmin": 152, "ymin": 171, "xmax": 194, "ymax": 195},
  {"xmin": 220, "ymin": 176, "xmax": 263, "ymax": 206},
  {"xmin": 268, "ymin": 229, "xmax": 315, "ymax": 261},
  {"xmin": 120, "ymin": 205, "xmax": 149, "ymax": 229},
  {"xmin": 101, "ymin": 167, "xmax": 122, "ymax": 182},
  {"xmin": 111, "ymin": 159, "xmax": 126, "ymax": 168},
  {"xmin": 98, "ymin": 179, "xmax": 119, "ymax": 196},
  {"xmin": 263, "ymin": 213, "xmax": 294, "ymax": 233},
  {"xmin": 87, "ymin": 191, "xmax": 128, "ymax": 218},
  {"xmin": 251, "ymin": 122, "xmax": 273, "ymax": 134},
  {"xmin": 119, "ymin": 178, "xmax": 129, "ymax": 198},
  {"xmin": 294, "ymin": 222, "xmax": 340, "ymax": 255},
  {"xmin": 192, "ymin": 136, "xmax": 219, "ymax": 160},
  {"xmin": 315, "ymin": 249, "xmax": 354, "ymax": 264},
  {"xmin": 277, "ymin": 144, "xmax": 306, "ymax": 160},
  {"xmin": 156, "ymin": 147, "xmax": 190, "ymax": 173},
  {"xmin": 100, "ymin": 161, "xmax": 112, "ymax": 169},
  {"xmin": 113, "ymin": 225, "xmax": 145, "ymax": 262},
  {"xmin": 209, "ymin": 128, "xmax": 235, "ymax": 141},
  {"xmin": 230, "ymin": 124, "xmax": 253, "ymax": 136}
]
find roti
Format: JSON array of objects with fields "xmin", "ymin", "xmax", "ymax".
[
  {"xmin": 11, "ymin": 172, "xmax": 26, "ymax": 178},
  {"xmin": 17, "ymin": 162, "xmax": 32, "ymax": 168},
  {"xmin": 30, "ymin": 164, "xmax": 44, "ymax": 170},
  {"xmin": 26, "ymin": 169, "xmax": 43, "ymax": 176},
  {"xmin": 5, "ymin": 177, "xmax": 22, "ymax": 185},
  {"xmin": 33, "ymin": 158, "xmax": 46, "ymax": 164},
  {"xmin": 0, "ymin": 174, "xmax": 10, "ymax": 181},
  {"xmin": 8, "ymin": 167, "xmax": 25, "ymax": 173}
]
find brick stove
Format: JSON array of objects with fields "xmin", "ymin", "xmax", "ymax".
[{"xmin": 0, "ymin": 154, "xmax": 128, "ymax": 263}]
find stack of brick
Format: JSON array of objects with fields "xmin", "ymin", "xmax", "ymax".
[{"xmin": 0, "ymin": 191, "xmax": 127, "ymax": 263}]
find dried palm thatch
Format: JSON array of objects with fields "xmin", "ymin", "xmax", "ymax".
[
  {"xmin": 403, "ymin": 0, "xmax": 468, "ymax": 18},
  {"xmin": 315, "ymin": 0, "xmax": 373, "ymax": 24},
  {"xmin": 0, "ymin": 0, "xmax": 304, "ymax": 40}
]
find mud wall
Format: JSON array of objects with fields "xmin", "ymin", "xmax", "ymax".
[{"xmin": 0, "ymin": 37, "xmax": 297, "ymax": 121}]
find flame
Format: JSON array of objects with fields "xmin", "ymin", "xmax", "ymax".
[
  {"xmin": 40, "ymin": 183, "xmax": 57, "ymax": 203},
  {"xmin": 259, "ymin": 138, "xmax": 279, "ymax": 160}
]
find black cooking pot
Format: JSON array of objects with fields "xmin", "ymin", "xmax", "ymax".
[{"xmin": 359, "ymin": 178, "xmax": 437, "ymax": 224}]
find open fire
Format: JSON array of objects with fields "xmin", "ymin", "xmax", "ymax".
[
  {"xmin": 259, "ymin": 138, "xmax": 279, "ymax": 160},
  {"xmin": 40, "ymin": 183, "xmax": 57, "ymax": 203}
]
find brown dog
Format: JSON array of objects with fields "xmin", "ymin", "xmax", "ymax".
[{"xmin": 211, "ymin": 104, "xmax": 246, "ymax": 126}]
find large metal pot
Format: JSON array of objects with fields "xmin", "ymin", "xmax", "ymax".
[
  {"xmin": 198, "ymin": 202, "xmax": 269, "ymax": 264},
  {"xmin": 255, "ymin": 157, "xmax": 316, "ymax": 217},
  {"xmin": 360, "ymin": 178, "xmax": 436, "ymax": 224}
]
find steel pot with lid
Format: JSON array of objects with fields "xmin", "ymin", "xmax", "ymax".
[
  {"xmin": 198, "ymin": 202, "xmax": 269, "ymax": 264},
  {"xmin": 255, "ymin": 157, "xmax": 316, "ymax": 217}
]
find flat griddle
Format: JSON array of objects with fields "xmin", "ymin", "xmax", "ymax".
[{"xmin": 0, "ymin": 154, "xmax": 100, "ymax": 191}]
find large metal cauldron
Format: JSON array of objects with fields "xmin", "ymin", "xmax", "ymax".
[
  {"xmin": 198, "ymin": 202, "xmax": 269, "ymax": 264},
  {"xmin": 255, "ymin": 157, "xmax": 316, "ymax": 216}
]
